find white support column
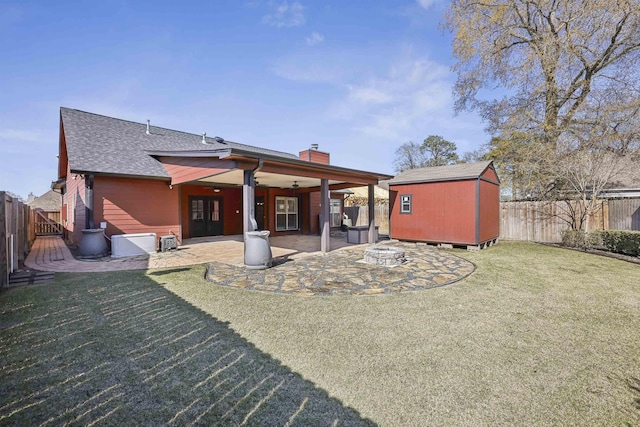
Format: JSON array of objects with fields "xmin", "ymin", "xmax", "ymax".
[
  {"xmin": 368, "ymin": 184, "xmax": 376, "ymax": 244},
  {"xmin": 320, "ymin": 179, "xmax": 330, "ymax": 253}
]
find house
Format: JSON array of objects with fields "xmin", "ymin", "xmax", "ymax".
[
  {"xmin": 388, "ymin": 161, "xmax": 500, "ymax": 248},
  {"xmin": 27, "ymin": 190, "xmax": 62, "ymax": 211},
  {"xmin": 597, "ymin": 153, "xmax": 640, "ymax": 199},
  {"xmin": 53, "ymin": 108, "xmax": 392, "ymax": 252}
]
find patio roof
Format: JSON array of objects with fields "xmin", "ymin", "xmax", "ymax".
[{"xmin": 150, "ymin": 149, "xmax": 392, "ymax": 189}]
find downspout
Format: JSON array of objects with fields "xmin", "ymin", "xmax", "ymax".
[
  {"xmin": 250, "ymin": 159, "xmax": 263, "ymax": 230},
  {"xmin": 85, "ymin": 174, "xmax": 95, "ymax": 229},
  {"xmin": 243, "ymin": 159, "xmax": 263, "ymax": 233}
]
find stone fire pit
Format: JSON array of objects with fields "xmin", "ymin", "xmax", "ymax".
[{"xmin": 364, "ymin": 246, "xmax": 406, "ymax": 266}]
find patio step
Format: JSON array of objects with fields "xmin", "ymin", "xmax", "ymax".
[{"xmin": 8, "ymin": 269, "xmax": 55, "ymax": 287}]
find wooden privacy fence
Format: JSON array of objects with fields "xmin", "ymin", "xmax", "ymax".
[
  {"xmin": 1, "ymin": 192, "xmax": 36, "ymax": 287},
  {"xmin": 344, "ymin": 205, "xmax": 389, "ymax": 235},
  {"xmin": 500, "ymin": 199, "xmax": 640, "ymax": 243}
]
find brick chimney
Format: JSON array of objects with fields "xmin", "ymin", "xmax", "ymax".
[{"xmin": 299, "ymin": 144, "xmax": 330, "ymax": 165}]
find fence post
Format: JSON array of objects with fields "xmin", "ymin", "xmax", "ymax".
[
  {"xmin": 11, "ymin": 197, "xmax": 18, "ymax": 272},
  {"xmin": 0, "ymin": 192, "xmax": 7, "ymax": 287}
]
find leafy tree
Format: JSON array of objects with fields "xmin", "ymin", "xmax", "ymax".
[
  {"xmin": 393, "ymin": 141, "xmax": 427, "ymax": 172},
  {"xmin": 422, "ymin": 135, "xmax": 459, "ymax": 166}
]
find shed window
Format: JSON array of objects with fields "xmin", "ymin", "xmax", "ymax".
[
  {"xmin": 400, "ymin": 194, "xmax": 412, "ymax": 214},
  {"xmin": 276, "ymin": 196, "xmax": 298, "ymax": 231}
]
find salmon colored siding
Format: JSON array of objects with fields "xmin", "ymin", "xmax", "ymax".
[
  {"xmin": 479, "ymin": 180, "xmax": 500, "ymax": 242},
  {"xmin": 62, "ymin": 162, "xmax": 87, "ymax": 245},
  {"xmin": 390, "ymin": 180, "xmax": 477, "ymax": 245},
  {"xmin": 93, "ymin": 177, "xmax": 179, "ymax": 241},
  {"xmin": 159, "ymin": 157, "xmax": 235, "ymax": 185}
]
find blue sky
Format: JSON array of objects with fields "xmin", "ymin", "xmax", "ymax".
[{"xmin": 0, "ymin": 0, "xmax": 487, "ymax": 199}]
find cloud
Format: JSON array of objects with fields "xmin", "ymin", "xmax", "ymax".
[
  {"xmin": 271, "ymin": 50, "xmax": 354, "ymax": 83},
  {"xmin": 305, "ymin": 32, "xmax": 324, "ymax": 46},
  {"xmin": 0, "ymin": 129, "xmax": 45, "ymax": 144},
  {"xmin": 272, "ymin": 44, "xmax": 487, "ymax": 149},
  {"xmin": 416, "ymin": 0, "xmax": 441, "ymax": 9},
  {"xmin": 329, "ymin": 55, "xmax": 454, "ymax": 139},
  {"xmin": 262, "ymin": 1, "xmax": 305, "ymax": 28}
]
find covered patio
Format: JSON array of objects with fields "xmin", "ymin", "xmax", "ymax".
[
  {"xmin": 23, "ymin": 235, "xmax": 475, "ymax": 295},
  {"xmin": 25, "ymin": 234, "xmax": 362, "ymax": 273},
  {"xmin": 152, "ymin": 147, "xmax": 393, "ymax": 253}
]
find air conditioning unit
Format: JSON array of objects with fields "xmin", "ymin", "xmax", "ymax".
[{"xmin": 160, "ymin": 235, "xmax": 177, "ymax": 252}]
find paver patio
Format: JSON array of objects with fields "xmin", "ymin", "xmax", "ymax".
[{"xmin": 24, "ymin": 234, "xmax": 356, "ymax": 272}]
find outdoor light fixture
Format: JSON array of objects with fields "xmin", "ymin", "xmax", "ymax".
[{"xmin": 213, "ymin": 187, "xmax": 221, "ymax": 193}]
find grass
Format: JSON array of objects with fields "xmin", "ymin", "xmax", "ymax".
[{"xmin": 1, "ymin": 242, "xmax": 640, "ymax": 425}]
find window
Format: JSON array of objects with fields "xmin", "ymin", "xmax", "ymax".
[
  {"xmin": 330, "ymin": 199, "xmax": 342, "ymax": 227},
  {"xmin": 276, "ymin": 196, "xmax": 298, "ymax": 231},
  {"xmin": 192, "ymin": 199, "xmax": 204, "ymax": 221},
  {"xmin": 210, "ymin": 199, "xmax": 220, "ymax": 221},
  {"xmin": 400, "ymin": 194, "xmax": 412, "ymax": 214}
]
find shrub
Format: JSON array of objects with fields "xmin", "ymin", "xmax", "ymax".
[
  {"xmin": 560, "ymin": 229, "xmax": 603, "ymax": 251},
  {"xmin": 597, "ymin": 230, "xmax": 640, "ymax": 256},
  {"xmin": 561, "ymin": 229, "xmax": 590, "ymax": 249}
]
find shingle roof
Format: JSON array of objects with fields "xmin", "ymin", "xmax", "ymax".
[
  {"xmin": 605, "ymin": 153, "xmax": 640, "ymax": 189},
  {"xmin": 61, "ymin": 108, "xmax": 299, "ymax": 179},
  {"xmin": 388, "ymin": 161, "xmax": 495, "ymax": 185},
  {"xmin": 27, "ymin": 190, "xmax": 62, "ymax": 210}
]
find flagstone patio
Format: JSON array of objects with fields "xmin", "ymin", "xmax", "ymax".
[
  {"xmin": 206, "ymin": 241, "xmax": 475, "ymax": 296},
  {"xmin": 23, "ymin": 236, "xmax": 475, "ymax": 295}
]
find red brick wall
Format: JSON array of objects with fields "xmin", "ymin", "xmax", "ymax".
[{"xmin": 299, "ymin": 149, "xmax": 330, "ymax": 164}]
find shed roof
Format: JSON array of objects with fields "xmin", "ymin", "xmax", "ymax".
[
  {"xmin": 388, "ymin": 161, "xmax": 495, "ymax": 185},
  {"xmin": 60, "ymin": 107, "xmax": 299, "ymax": 179}
]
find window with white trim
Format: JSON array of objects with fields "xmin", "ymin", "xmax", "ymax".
[
  {"xmin": 330, "ymin": 198, "xmax": 342, "ymax": 227},
  {"xmin": 275, "ymin": 196, "xmax": 298, "ymax": 231},
  {"xmin": 400, "ymin": 194, "xmax": 412, "ymax": 214}
]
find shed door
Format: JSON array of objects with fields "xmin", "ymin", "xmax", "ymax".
[{"xmin": 190, "ymin": 196, "xmax": 223, "ymax": 237}]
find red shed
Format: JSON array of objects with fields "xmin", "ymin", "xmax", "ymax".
[{"xmin": 388, "ymin": 161, "xmax": 500, "ymax": 249}]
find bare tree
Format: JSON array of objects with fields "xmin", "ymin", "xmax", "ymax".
[
  {"xmin": 445, "ymin": 0, "xmax": 640, "ymax": 147},
  {"xmin": 393, "ymin": 141, "xmax": 427, "ymax": 172}
]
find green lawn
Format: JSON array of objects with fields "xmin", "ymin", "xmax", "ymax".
[{"xmin": 1, "ymin": 242, "xmax": 639, "ymax": 425}]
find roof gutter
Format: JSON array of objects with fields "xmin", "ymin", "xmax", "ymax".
[{"xmin": 219, "ymin": 148, "xmax": 394, "ymax": 180}]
